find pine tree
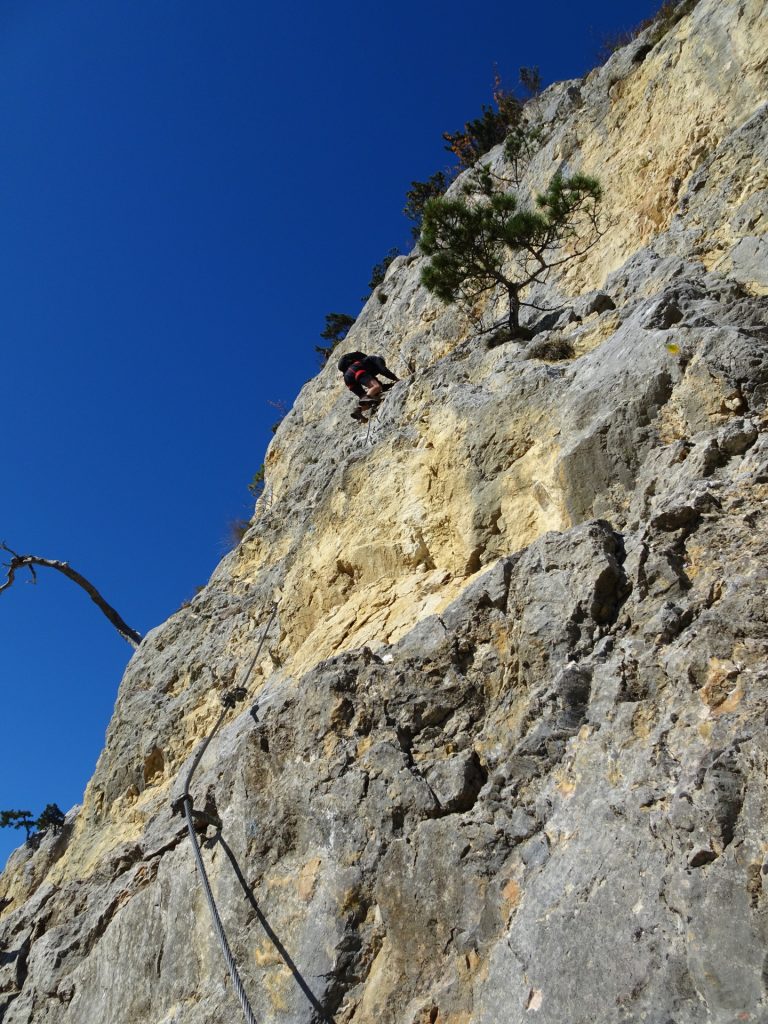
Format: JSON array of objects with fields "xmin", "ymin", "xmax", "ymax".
[
  {"xmin": 0, "ymin": 809, "xmax": 35, "ymax": 839},
  {"xmin": 442, "ymin": 75, "xmax": 523, "ymax": 169},
  {"xmin": 248, "ymin": 464, "xmax": 266, "ymax": 497},
  {"xmin": 518, "ymin": 65, "xmax": 543, "ymax": 98},
  {"xmin": 315, "ymin": 312, "xmax": 356, "ymax": 367},
  {"xmin": 0, "ymin": 803, "xmax": 66, "ymax": 846},
  {"xmin": 36, "ymin": 804, "xmax": 65, "ymax": 833},
  {"xmin": 420, "ymin": 165, "xmax": 603, "ymax": 336},
  {"xmin": 404, "ymin": 171, "xmax": 453, "ymax": 240},
  {"xmin": 502, "ymin": 119, "xmax": 545, "ymax": 188}
]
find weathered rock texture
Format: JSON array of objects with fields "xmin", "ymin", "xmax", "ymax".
[{"xmin": 2, "ymin": 1, "xmax": 767, "ymax": 1021}]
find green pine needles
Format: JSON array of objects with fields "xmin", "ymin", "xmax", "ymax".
[
  {"xmin": 1, "ymin": 803, "xmax": 66, "ymax": 848},
  {"xmin": 248, "ymin": 464, "xmax": 265, "ymax": 497},
  {"xmin": 404, "ymin": 171, "xmax": 453, "ymax": 240},
  {"xmin": 420, "ymin": 164, "xmax": 603, "ymax": 337},
  {"xmin": 315, "ymin": 312, "xmax": 356, "ymax": 367}
]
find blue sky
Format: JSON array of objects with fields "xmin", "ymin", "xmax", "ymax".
[{"xmin": 1, "ymin": 0, "xmax": 662, "ymax": 867}]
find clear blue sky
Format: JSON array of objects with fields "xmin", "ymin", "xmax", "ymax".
[{"xmin": 1, "ymin": 0, "xmax": 662, "ymax": 866}]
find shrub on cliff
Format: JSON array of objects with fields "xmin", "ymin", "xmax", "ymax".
[
  {"xmin": 526, "ymin": 334, "xmax": 576, "ymax": 360},
  {"xmin": 502, "ymin": 117, "xmax": 545, "ymax": 188},
  {"xmin": 518, "ymin": 65, "xmax": 542, "ymax": 98},
  {"xmin": 443, "ymin": 73, "xmax": 524, "ymax": 168},
  {"xmin": 227, "ymin": 518, "xmax": 251, "ymax": 547},
  {"xmin": 1, "ymin": 803, "xmax": 65, "ymax": 848},
  {"xmin": 315, "ymin": 312, "xmax": 356, "ymax": 367},
  {"xmin": 404, "ymin": 71, "xmax": 542, "ymax": 241},
  {"xmin": 420, "ymin": 164, "xmax": 603, "ymax": 337},
  {"xmin": 404, "ymin": 171, "xmax": 453, "ymax": 240},
  {"xmin": 248, "ymin": 464, "xmax": 265, "ymax": 497},
  {"xmin": 595, "ymin": 0, "xmax": 701, "ymax": 63}
]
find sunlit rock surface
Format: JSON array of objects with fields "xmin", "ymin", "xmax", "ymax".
[{"xmin": 2, "ymin": 1, "xmax": 767, "ymax": 1021}]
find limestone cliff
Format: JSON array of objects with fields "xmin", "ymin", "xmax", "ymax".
[{"xmin": 2, "ymin": 1, "xmax": 767, "ymax": 1021}]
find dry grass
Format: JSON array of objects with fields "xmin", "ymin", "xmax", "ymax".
[{"xmin": 526, "ymin": 334, "xmax": 575, "ymax": 361}]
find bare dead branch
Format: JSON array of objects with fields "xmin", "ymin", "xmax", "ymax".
[{"xmin": 0, "ymin": 542, "xmax": 142, "ymax": 648}]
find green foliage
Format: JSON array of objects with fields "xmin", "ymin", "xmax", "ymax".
[
  {"xmin": 536, "ymin": 172, "xmax": 603, "ymax": 224},
  {"xmin": 320, "ymin": 312, "xmax": 356, "ymax": 343},
  {"xmin": 315, "ymin": 312, "xmax": 356, "ymax": 367},
  {"xmin": 36, "ymin": 803, "xmax": 65, "ymax": 832},
  {"xmin": 248, "ymin": 464, "xmax": 265, "ymax": 497},
  {"xmin": 420, "ymin": 167, "xmax": 603, "ymax": 335},
  {"xmin": 443, "ymin": 104, "xmax": 520, "ymax": 169},
  {"xmin": 1, "ymin": 803, "xmax": 65, "ymax": 846},
  {"xmin": 502, "ymin": 119, "xmax": 546, "ymax": 187},
  {"xmin": 403, "ymin": 71, "xmax": 547, "ymax": 248},
  {"xmin": 0, "ymin": 809, "xmax": 35, "ymax": 837},
  {"xmin": 518, "ymin": 66, "xmax": 542, "ymax": 98},
  {"xmin": 404, "ymin": 171, "xmax": 453, "ymax": 240},
  {"xmin": 442, "ymin": 74, "xmax": 524, "ymax": 169},
  {"xmin": 362, "ymin": 247, "xmax": 402, "ymax": 302}
]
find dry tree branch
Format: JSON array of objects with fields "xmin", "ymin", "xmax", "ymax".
[{"xmin": 0, "ymin": 542, "xmax": 143, "ymax": 648}]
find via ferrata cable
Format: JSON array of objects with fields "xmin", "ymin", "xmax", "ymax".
[{"xmin": 179, "ymin": 602, "xmax": 278, "ymax": 1024}]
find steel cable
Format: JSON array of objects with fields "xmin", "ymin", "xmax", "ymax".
[
  {"xmin": 176, "ymin": 374, "xmax": 403, "ymax": 1016},
  {"xmin": 182, "ymin": 796, "xmax": 258, "ymax": 1024},
  {"xmin": 180, "ymin": 602, "xmax": 278, "ymax": 1024}
]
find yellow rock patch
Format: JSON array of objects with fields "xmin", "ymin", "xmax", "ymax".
[
  {"xmin": 297, "ymin": 856, "xmax": 322, "ymax": 901},
  {"xmin": 701, "ymin": 658, "xmax": 742, "ymax": 711}
]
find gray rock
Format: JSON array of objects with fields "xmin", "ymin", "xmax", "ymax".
[
  {"xmin": 581, "ymin": 291, "xmax": 616, "ymax": 316},
  {"xmin": 425, "ymin": 751, "xmax": 485, "ymax": 813},
  {"xmin": 3, "ymin": 2, "xmax": 768, "ymax": 1023},
  {"xmin": 718, "ymin": 417, "xmax": 758, "ymax": 456}
]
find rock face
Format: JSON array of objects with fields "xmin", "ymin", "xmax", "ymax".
[{"xmin": 2, "ymin": 1, "xmax": 767, "ymax": 1021}]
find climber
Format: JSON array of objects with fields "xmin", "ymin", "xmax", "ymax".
[{"xmin": 337, "ymin": 351, "xmax": 399, "ymax": 423}]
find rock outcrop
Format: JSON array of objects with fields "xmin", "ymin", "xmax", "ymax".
[{"xmin": 2, "ymin": 1, "xmax": 767, "ymax": 1021}]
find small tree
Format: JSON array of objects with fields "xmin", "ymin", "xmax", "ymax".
[
  {"xmin": 35, "ymin": 803, "xmax": 65, "ymax": 833},
  {"xmin": 442, "ymin": 74, "xmax": 523, "ymax": 169},
  {"xmin": 404, "ymin": 171, "xmax": 453, "ymax": 240},
  {"xmin": 0, "ymin": 809, "xmax": 35, "ymax": 839},
  {"xmin": 502, "ymin": 118, "xmax": 545, "ymax": 188},
  {"xmin": 1, "ymin": 803, "xmax": 66, "ymax": 848},
  {"xmin": 420, "ymin": 165, "xmax": 603, "ymax": 336},
  {"xmin": 518, "ymin": 65, "xmax": 543, "ymax": 98},
  {"xmin": 248, "ymin": 463, "xmax": 266, "ymax": 498},
  {"xmin": 315, "ymin": 312, "xmax": 356, "ymax": 367}
]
